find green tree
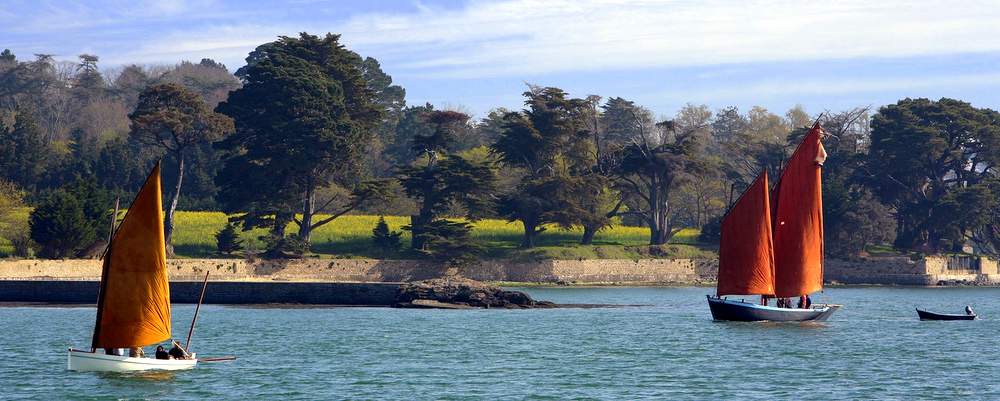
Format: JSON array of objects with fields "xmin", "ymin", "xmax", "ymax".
[
  {"xmin": 409, "ymin": 219, "xmax": 482, "ymax": 266},
  {"xmin": 129, "ymin": 82, "xmax": 234, "ymax": 253},
  {"xmin": 29, "ymin": 178, "xmax": 110, "ymax": 258},
  {"xmin": 217, "ymin": 33, "xmax": 388, "ymax": 252},
  {"xmin": 398, "ymin": 110, "xmax": 496, "ymax": 251},
  {"xmin": 491, "ymin": 86, "xmax": 591, "ymax": 248},
  {"xmin": 868, "ymin": 98, "xmax": 1000, "ymax": 252},
  {"xmin": 612, "ymin": 107, "xmax": 705, "ymax": 245},
  {"xmin": 215, "ymin": 222, "xmax": 244, "ymax": 255},
  {"xmin": 371, "ymin": 216, "xmax": 402, "ymax": 257},
  {"xmin": 362, "ymin": 56, "xmax": 406, "ymax": 176},
  {"xmin": 0, "ymin": 107, "xmax": 50, "ymax": 191},
  {"xmin": 385, "ymin": 104, "xmax": 436, "ymax": 167},
  {"xmin": 0, "ymin": 179, "xmax": 31, "ymax": 257}
]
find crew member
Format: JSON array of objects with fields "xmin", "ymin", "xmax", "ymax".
[
  {"xmin": 168, "ymin": 340, "xmax": 189, "ymax": 360},
  {"xmin": 155, "ymin": 345, "xmax": 169, "ymax": 360}
]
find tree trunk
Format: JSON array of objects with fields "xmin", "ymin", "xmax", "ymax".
[
  {"xmin": 580, "ymin": 225, "xmax": 598, "ymax": 245},
  {"xmin": 521, "ymin": 217, "xmax": 540, "ymax": 248},
  {"xmin": 299, "ymin": 182, "xmax": 315, "ymax": 246},
  {"xmin": 410, "ymin": 214, "xmax": 431, "ymax": 250},
  {"xmin": 521, "ymin": 225, "xmax": 536, "ymax": 248},
  {"xmin": 164, "ymin": 153, "xmax": 184, "ymax": 256},
  {"xmin": 650, "ymin": 227, "xmax": 672, "ymax": 245}
]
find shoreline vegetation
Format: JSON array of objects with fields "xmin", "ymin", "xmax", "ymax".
[{"xmin": 1, "ymin": 210, "xmax": 713, "ymax": 260}]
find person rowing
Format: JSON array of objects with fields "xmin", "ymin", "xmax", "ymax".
[{"xmin": 168, "ymin": 340, "xmax": 191, "ymax": 360}]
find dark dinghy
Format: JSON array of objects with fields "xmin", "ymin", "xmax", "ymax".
[
  {"xmin": 708, "ymin": 296, "xmax": 840, "ymax": 322},
  {"xmin": 916, "ymin": 308, "xmax": 977, "ymax": 321}
]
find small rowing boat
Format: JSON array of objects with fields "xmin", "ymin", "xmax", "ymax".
[{"xmin": 916, "ymin": 308, "xmax": 977, "ymax": 321}]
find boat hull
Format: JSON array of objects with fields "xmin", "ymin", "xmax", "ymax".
[
  {"xmin": 916, "ymin": 308, "xmax": 977, "ymax": 321},
  {"xmin": 68, "ymin": 349, "xmax": 197, "ymax": 372},
  {"xmin": 707, "ymin": 295, "xmax": 840, "ymax": 322}
]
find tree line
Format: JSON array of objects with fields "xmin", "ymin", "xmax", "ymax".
[{"xmin": 1, "ymin": 33, "xmax": 998, "ymax": 263}]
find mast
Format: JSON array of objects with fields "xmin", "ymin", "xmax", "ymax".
[
  {"xmin": 185, "ymin": 271, "xmax": 210, "ymax": 352},
  {"xmin": 90, "ymin": 198, "xmax": 120, "ymax": 351}
]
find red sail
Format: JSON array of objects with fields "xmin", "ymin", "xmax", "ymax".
[
  {"xmin": 772, "ymin": 123, "xmax": 827, "ymax": 298},
  {"xmin": 717, "ymin": 171, "xmax": 775, "ymax": 296}
]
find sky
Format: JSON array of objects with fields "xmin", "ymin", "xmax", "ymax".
[{"xmin": 3, "ymin": 0, "xmax": 1000, "ymax": 118}]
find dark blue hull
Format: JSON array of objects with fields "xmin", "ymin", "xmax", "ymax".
[
  {"xmin": 916, "ymin": 308, "xmax": 976, "ymax": 320},
  {"xmin": 707, "ymin": 295, "xmax": 840, "ymax": 322}
]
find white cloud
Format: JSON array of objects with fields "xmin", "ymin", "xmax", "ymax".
[
  {"xmin": 81, "ymin": 0, "xmax": 1000, "ymax": 78},
  {"xmin": 330, "ymin": 0, "xmax": 1000, "ymax": 77},
  {"xmin": 656, "ymin": 72, "xmax": 1000, "ymax": 104}
]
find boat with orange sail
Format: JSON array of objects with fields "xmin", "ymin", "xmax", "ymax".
[
  {"xmin": 68, "ymin": 163, "xmax": 209, "ymax": 371},
  {"xmin": 707, "ymin": 123, "xmax": 841, "ymax": 322}
]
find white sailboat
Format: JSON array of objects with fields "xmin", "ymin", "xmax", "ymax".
[{"xmin": 68, "ymin": 163, "xmax": 199, "ymax": 372}]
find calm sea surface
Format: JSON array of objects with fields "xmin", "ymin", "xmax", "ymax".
[{"xmin": 1, "ymin": 286, "xmax": 998, "ymax": 400}]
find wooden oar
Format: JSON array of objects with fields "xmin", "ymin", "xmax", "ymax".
[{"xmin": 199, "ymin": 356, "xmax": 237, "ymax": 363}]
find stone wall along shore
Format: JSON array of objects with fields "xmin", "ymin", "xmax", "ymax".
[
  {"xmin": 0, "ymin": 255, "xmax": 997, "ymax": 286},
  {"xmin": 0, "ymin": 258, "xmax": 709, "ymax": 284}
]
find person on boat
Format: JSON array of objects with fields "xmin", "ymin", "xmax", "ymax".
[
  {"xmin": 155, "ymin": 345, "xmax": 169, "ymax": 360},
  {"xmin": 797, "ymin": 296, "xmax": 807, "ymax": 309},
  {"xmin": 168, "ymin": 340, "xmax": 189, "ymax": 360},
  {"xmin": 805, "ymin": 295, "xmax": 812, "ymax": 308},
  {"xmin": 966, "ymin": 305, "xmax": 975, "ymax": 316},
  {"xmin": 129, "ymin": 347, "xmax": 144, "ymax": 358}
]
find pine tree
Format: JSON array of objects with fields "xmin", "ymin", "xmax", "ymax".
[
  {"xmin": 371, "ymin": 216, "xmax": 402, "ymax": 257},
  {"xmin": 28, "ymin": 176, "xmax": 111, "ymax": 259},
  {"xmin": 215, "ymin": 222, "xmax": 244, "ymax": 255},
  {"xmin": 29, "ymin": 190, "xmax": 96, "ymax": 258}
]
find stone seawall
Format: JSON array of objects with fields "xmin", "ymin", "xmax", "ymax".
[
  {"xmin": 0, "ymin": 258, "xmax": 709, "ymax": 284},
  {"xmin": 825, "ymin": 256, "xmax": 1000, "ymax": 285},
  {"xmin": 1, "ymin": 255, "xmax": 997, "ymax": 288},
  {"xmin": 0, "ymin": 280, "xmax": 401, "ymax": 305}
]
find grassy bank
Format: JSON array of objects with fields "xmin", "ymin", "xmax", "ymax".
[
  {"xmin": 3, "ymin": 210, "xmax": 715, "ymax": 260},
  {"xmin": 174, "ymin": 212, "xmax": 712, "ymax": 259}
]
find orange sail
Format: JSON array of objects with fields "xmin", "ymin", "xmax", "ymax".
[
  {"xmin": 92, "ymin": 163, "xmax": 172, "ymax": 349},
  {"xmin": 772, "ymin": 124, "xmax": 827, "ymax": 298},
  {"xmin": 717, "ymin": 171, "xmax": 775, "ymax": 296}
]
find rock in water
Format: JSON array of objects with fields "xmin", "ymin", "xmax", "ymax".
[{"xmin": 395, "ymin": 278, "xmax": 556, "ymax": 309}]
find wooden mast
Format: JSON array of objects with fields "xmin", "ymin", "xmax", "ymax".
[
  {"xmin": 90, "ymin": 197, "xmax": 119, "ymax": 352},
  {"xmin": 185, "ymin": 271, "xmax": 210, "ymax": 352}
]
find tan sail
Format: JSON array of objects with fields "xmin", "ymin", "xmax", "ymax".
[
  {"xmin": 91, "ymin": 163, "xmax": 172, "ymax": 349},
  {"xmin": 717, "ymin": 171, "xmax": 775, "ymax": 296},
  {"xmin": 772, "ymin": 124, "xmax": 827, "ymax": 298}
]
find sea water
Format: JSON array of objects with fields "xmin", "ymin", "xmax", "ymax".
[{"xmin": 1, "ymin": 287, "xmax": 997, "ymax": 400}]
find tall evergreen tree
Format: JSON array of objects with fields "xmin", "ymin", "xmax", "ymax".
[
  {"xmin": 491, "ymin": 86, "xmax": 591, "ymax": 248},
  {"xmin": 216, "ymin": 33, "xmax": 390, "ymax": 252},
  {"xmin": 0, "ymin": 107, "xmax": 50, "ymax": 191},
  {"xmin": 398, "ymin": 110, "xmax": 496, "ymax": 252}
]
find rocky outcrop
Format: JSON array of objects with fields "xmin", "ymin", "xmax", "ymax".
[{"xmin": 394, "ymin": 278, "xmax": 556, "ymax": 309}]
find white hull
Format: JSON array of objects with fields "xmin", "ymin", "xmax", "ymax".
[{"xmin": 68, "ymin": 349, "xmax": 197, "ymax": 372}]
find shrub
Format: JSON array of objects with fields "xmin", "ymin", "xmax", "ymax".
[
  {"xmin": 29, "ymin": 190, "xmax": 97, "ymax": 258},
  {"xmin": 371, "ymin": 216, "xmax": 401, "ymax": 257},
  {"xmin": 260, "ymin": 233, "xmax": 308, "ymax": 258},
  {"xmin": 409, "ymin": 219, "xmax": 482, "ymax": 266},
  {"xmin": 215, "ymin": 222, "xmax": 244, "ymax": 255}
]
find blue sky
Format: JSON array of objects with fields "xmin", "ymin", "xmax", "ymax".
[{"xmin": 3, "ymin": 0, "xmax": 1000, "ymax": 118}]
